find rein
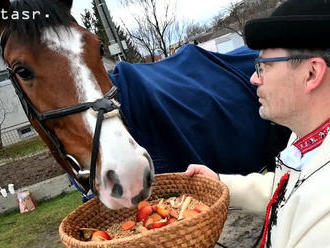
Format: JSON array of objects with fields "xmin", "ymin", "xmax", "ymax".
[{"xmin": 1, "ymin": 30, "xmax": 121, "ymax": 194}]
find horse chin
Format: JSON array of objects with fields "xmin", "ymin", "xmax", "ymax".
[
  {"xmin": 97, "ymin": 185, "xmax": 152, "ymax": 210},
  {"xmin": 97, "ymin": 190, "xmax": 133, "ymax": 209}
]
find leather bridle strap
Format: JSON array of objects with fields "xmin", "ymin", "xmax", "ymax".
[
  {"xmin": 6, "ymin": 65, "xmax": 120, "ymax": 194},
  {"xmin": 90, "ymin": 109, "xmax": 105, "ymax": 194},
  {"xmin": 1, "ymin": 28, "xmax": 121, "ymax": 195},
  {"xmin": 37, "ymin": 85, "xmax": 119, "ymax": 121}
]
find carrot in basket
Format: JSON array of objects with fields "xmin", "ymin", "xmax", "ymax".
[{"xmin": 121, "ymin": 220, "xmax": 136, "ymax": 231}]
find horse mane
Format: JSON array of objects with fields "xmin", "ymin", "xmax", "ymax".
[{"xmin": 1, "ymin": 0, "xmax": 76, "ymax": 55}]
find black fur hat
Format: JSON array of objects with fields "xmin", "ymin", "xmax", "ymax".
[{"xmin": 244, "ymin": 0, "xmax": 330, "ymax": 50}]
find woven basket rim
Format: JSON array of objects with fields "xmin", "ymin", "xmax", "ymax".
[{"xmin": 59, "ymin": 173, "xmax": 229, "ymax": 247}]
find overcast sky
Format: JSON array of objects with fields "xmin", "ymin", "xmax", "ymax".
[{"xmin": 71, "ymin": 0, "xmax": 240, "ymax": 27}]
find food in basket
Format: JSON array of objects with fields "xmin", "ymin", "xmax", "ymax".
[
  {"xmin": 121, "ymin": 220, "xmax": 136, "ymax": 230},
  {"xmin": 79, "ymin": 194, "xmax": 210, "ymax": 242},
  {"xmin": 91, "ymin": 230, "xmax": 111, "ymax": 241},
  {"xmin": 79, "ymin": 228, "xmax": 112, "ymax": 241}
]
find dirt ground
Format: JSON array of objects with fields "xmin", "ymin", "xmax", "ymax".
[{"xmin": 0, "ymin": 151, "xmax": 66, "ymax": 189}]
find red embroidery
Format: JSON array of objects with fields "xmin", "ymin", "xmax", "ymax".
[
  {"xmin": 259, "ymin": 173, "xmax": 290, "ymax": 248},
  {"xmin": 293, "ymin": 119, "xmax": 330, "ymax": 155}
]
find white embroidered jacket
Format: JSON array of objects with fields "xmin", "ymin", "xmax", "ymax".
[{"xmin": 220, "ymin": 133, "xmax": 330, "ymax": 248}]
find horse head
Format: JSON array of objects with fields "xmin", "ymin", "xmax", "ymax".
[{"xmin": 0, "ymin": 0, "xmax": 154, "ymax": 209}]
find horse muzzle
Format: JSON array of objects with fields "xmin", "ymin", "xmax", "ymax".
[{"xmin": 97, "ymin": 151, "xmax": 154, "ymax": 209}]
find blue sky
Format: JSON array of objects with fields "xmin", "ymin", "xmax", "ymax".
[{"xmin": 71, "ymin": 0, "xmax": 239, "ymax": 27}]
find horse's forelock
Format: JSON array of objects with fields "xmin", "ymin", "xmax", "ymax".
[{"xmin": 3, "ymin": 0, "xmax": 75, "ymax": 48}]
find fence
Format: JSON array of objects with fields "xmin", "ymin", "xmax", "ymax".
[{"xmin": 1, "ymin": 125, "xmax": 38, "ymax": 147}]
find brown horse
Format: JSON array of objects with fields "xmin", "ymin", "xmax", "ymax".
[{"xmin": 0, "ymin": 0, "xmax": 154, "ymax": 209}]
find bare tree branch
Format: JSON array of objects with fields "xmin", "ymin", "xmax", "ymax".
[
  {"xmin": 119, "ymin": 0, "xmax": 178, "ymax": 59},
  {"xmin": 212, "ymin": 0, "xmax": 281, "ymax": 40},
  {"xmin": 120, "ymin": 15, "xmax": 157, "ymax": 61}
]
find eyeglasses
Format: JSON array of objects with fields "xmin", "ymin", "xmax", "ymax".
[{"xmin": 254, "ymin": 56, "xmax": 312, "ymax": 78}]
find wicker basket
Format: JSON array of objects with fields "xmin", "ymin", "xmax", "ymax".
[{"xmin": 59, "ymin": 173, "xmax": 229, "ymax": 248}]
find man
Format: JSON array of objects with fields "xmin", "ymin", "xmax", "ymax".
[{"xmin": 185, "ymin": 0, "xmax": 330, "ymax": 247}]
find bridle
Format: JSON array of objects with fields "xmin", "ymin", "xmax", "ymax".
[{"xmin": 0, "ymin": 29, "xmax": 122, "ymax": 194}]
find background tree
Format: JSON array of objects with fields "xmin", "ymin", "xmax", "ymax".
[
  {"xmin": 0, "ymin": 98, "xmax": 8, "ymax": 150},
  {"xmin": 115, "ymin": 24, "xmax": 144, "ymax": 63},
  {"xmin": 166, "ymin": 19, "xmax": 191, "ymax": 49},
  {"xmin": 80, "ymin": 2, "xmax": 142, "ymax": 63},
  {"xmin": 91, "ymin": 1, "xmax": 110, "ymax": 47},
  {"xmin": 80, "ymin": 9, "xmax": 95, "ymax": 33},
  {"xmin": 120, "ymin": 0, "xmax": 179, "ymax": 59},
  {"xmin": 212, "ymin": 0, "xmax": 281, "ymax": 40},
  {"xmin": 121, "ymin": 14, "xmax": 158, "ymax": 62},
  {"xmin": 185, "ymin": 22, "xmax": 208, "ymax": 42}
]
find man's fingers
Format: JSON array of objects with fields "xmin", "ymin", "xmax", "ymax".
[
  {"xmin": 184, "ymin": 164, "xmax": 204, "ymax": 177},
  {"xmin": 184, "ymin": 164, "xmax": 196, "ymax": 177},
  {"xmin": 184, "ymin": 164, "xmax": 219, "ymax": 181}
]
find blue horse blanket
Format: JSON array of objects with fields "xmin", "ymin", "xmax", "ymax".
[{"xmin": 110, "ymin": 45, "xmax": 287, "ymax": 175}]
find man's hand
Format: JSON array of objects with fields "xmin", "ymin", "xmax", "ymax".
[{"xmin": 184, "ymin": 164, "xmax": 219, "ymax": 181}]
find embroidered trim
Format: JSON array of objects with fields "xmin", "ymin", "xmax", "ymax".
[
  {"xmin": 293, "ymin": 119, "xmax": 330, "ymax": 155},
  {"xmin": 259, "ymin": 173, "xmax": 290, "ymax": 248}
]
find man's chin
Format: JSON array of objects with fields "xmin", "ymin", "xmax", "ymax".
[{"xmin": 259, "ymin": 107, "xmax": 270, "ymax": 120}]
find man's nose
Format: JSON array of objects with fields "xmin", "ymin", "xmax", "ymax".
[{"xmin": 250, "ymin": 71, "xmax": 262, "ymax": 86}]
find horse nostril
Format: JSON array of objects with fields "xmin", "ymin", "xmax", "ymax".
[
  {"xmin": 111, "ymin": 183, "xmax": 123, "ymax": 198},
  {"xmin": 106, "ymin": 170, "xmax": 116, "ymax": 182},
  {"xmin": 104, "ymin": 170, "xmax": 123, "ymax": 198}
]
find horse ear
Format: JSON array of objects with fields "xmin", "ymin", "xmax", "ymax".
[{"xmin": 56, "ymin": 0, "xmax": 73, "ymax": 10}]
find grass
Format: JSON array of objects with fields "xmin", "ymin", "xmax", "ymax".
[
  {"xmin": 0, "ymin": 137, "xmax": 47, "ymax": 160},
  {"xmin": 0, "ymin": 191, "xmax": 82, "ymax": 248}
]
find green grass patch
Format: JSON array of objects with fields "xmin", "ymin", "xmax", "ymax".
[
  {"xmin": 0, "ymin": 137, "xmax": 47, "ymax": 160},
  {"xmin": 0, "ymin": 191, "xmax": 82, "ymax": 248}
]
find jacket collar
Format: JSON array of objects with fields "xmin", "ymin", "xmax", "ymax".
[
  {"xmin": 293, "ymin": 119, "xmax": 330, "ymax": 156},
  {"xmin": 300, "ymin": 133, "xmax": 330, "ymax": 178}
]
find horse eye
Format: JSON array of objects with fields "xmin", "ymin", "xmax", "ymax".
[
  {"xmin": 15, "ymin": 66, "xmax": 35, "ymax": 81},
  {"xmin": 100, "ymin": 44, "xmax": 105, "ymax": 57}
]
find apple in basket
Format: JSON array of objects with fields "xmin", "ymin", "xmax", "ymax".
[
  {"xmin": 137, "ymin": 205, "xmax": 154, "ymax": 222},
  {"xmin": 91, "ymin": 231, "xmax": 111, "ymax": 241}
]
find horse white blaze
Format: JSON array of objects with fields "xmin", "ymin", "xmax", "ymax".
[{"xmin": 41, "ymin": 26, "xmax": 152, "ymax": 209}]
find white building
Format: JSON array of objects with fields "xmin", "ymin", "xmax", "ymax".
[
  {"xmin": 1, "ymin": 54, "xmax": 37, "ymax": 146},
  {"xmin": 0, "ymin": 78, "xmax": 37, "ymax": 146},
  {"xmin": 197, "ymin": 32, "xmax": 245, "ymax": 54}
]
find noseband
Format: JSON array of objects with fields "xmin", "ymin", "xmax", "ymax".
[{"xmin": 1, "ymin": 30, "xmax": 121, "ymax": 194}]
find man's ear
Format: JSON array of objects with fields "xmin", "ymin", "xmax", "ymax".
[
  {"xmin": 56, "ymin": 0, "xmax": 73, "ymax": 10},
  {"xmin": 305, "ymin": 58, "xmax": 328, "ymax": 94}
]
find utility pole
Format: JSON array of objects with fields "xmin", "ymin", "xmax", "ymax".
[{"xmin": 94, "ymin": 0, "xmax": 127, "ymax": 61}]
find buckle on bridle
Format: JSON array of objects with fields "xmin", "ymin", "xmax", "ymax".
[
  {"xmin": 89, "ymin": 97, "xmax": 121, "ymax": 119},
  {"xmin": 66, "ymin": 154, "xmax": 90, "ymax": 178}
]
